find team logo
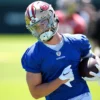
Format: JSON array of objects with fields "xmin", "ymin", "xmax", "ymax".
[
  {"xmin": 56, "ymin": 51, "xmax": 61, "ymax": 56},
  {"xmin": 40, "ymin": 4, "xmax": 49, "ymax": 12}
]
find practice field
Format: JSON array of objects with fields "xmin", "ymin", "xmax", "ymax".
[{"xmin": 0, "ymin": 34, "xmax": 100, "ymax": 100}]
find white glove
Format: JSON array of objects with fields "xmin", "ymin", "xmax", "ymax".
[
  {"xmin": 64, "ymin": 78, "xmax": 74, "ymax": 87},
  {"xmin": 59, "ymin": 65, "xmax": 74, "ymax": 87}
]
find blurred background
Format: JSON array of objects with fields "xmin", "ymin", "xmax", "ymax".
[{"xmin": 0, "ymin": 0, "xmax": 100, "ymax": 100}]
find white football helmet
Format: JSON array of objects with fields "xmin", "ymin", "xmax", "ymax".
[{"xmin": 25, "ymin": 1, "xmax": 59, "ymax": 42}]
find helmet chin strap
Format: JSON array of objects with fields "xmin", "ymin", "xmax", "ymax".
[
  {"xmin": 39, "ymin": 20, "xmax": 59, "ymax": 42},
  {"xmin": 39, "ymin": 30, "xmax": 54, "ymax": 42}
]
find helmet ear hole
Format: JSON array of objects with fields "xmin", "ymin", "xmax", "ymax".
[
  {"xmin": 56, "ymin": 18, "xmax": 59, "ymax": 23},
  {"xmin": 54, "ymin": 14, "xmax": 59, "ymax": 23},
  {"xmin": 54, "ymin": 14, "xmax": 55, "ymax": 18}
]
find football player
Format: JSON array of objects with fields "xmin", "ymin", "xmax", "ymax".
[{"xmin": 21, "ymin": 1, "xmax": 100, "ymax": 100}]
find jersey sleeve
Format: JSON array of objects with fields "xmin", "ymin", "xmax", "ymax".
[
  {"xmin": 66, "ymin": 34, "xmax": 91, "ymax": 58},
  {"xmin": 21, "ymin": 46, "xmax": 41, "ymax": 73},
  {"xmin": 74, "ymin": 34, "xmax": 91, "ymax": 58}
]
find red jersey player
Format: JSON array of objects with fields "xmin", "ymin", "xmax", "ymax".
[{"xmin": 56, "ymin": 0, "xmax": 87, "ymax": 34}]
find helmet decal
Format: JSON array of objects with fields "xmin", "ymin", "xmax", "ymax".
[{"xmin": 40, "ymin": 4, "xmax": 49, "ymax": 12}]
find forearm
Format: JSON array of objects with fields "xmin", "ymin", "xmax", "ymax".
[
  {"xmin": 26, "ymin": 65, "xmax": 73, "ymax": 99},
  {"xmin": 29, "ymin": 78, "xmax": 67, "ymax": 99}
]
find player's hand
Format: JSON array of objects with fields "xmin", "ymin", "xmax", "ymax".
[
  {"xmin": 59, "ymin": 65, "xmax": 74, "ymax": 87},
  {"xmin": 83, "ymin": 64, "xmax": 100, "ymax": 81},
  {"xmin": 89, "ymin": 56, "xmax": 100, "ymax": 84},
  {"xmin": 84, "ymin": 56, "xmax": 100, "ymax": 85},
  {"xmin": 89, "ymin": 64, "xmax": 100, "ymax": 84}
]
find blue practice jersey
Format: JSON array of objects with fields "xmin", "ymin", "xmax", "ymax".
[{"xmin": 21, "ymin": 34, "xmax": 91, "ymax": 100}]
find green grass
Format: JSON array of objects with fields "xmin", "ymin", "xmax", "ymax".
[
  {"xmin": 0, "ymin": 34, "xmax": 44, "ymax": 100},
  {"xmin": 0, "ymin": 34, "xmax": 100, "ymax": 100}
]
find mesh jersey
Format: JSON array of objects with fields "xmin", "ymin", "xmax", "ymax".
[{"xmin": 21, "ymin": 34, "xmax": 91, "ymax": 100}]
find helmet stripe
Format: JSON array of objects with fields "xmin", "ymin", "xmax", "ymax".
[
  {"xmin": 27, "ymin": 3, "xmax": 36, "ymax": 19},
  {"xmin": 31, "ymin": 4, "xmax": 36, "ymax": 18},
  {"xmin": 28, "ymin": 4, "xmax": 33, "ymax": 18}
]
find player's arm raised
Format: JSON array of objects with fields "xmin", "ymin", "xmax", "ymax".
[{"xmin": 26, "ymin": 65, "xmax": 74, "ymax": 99}]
